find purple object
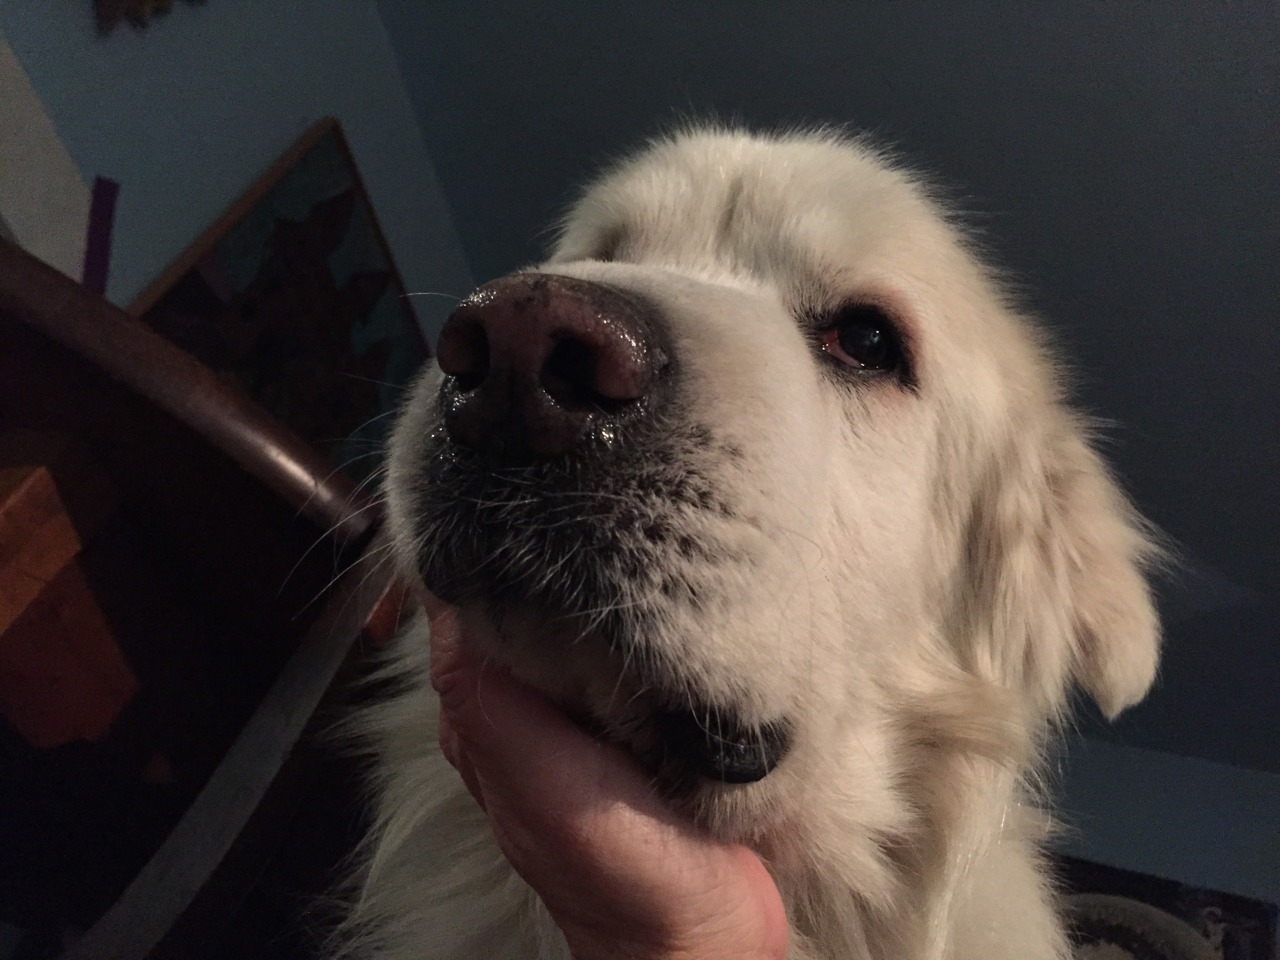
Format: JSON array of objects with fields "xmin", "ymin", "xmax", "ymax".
[{"xmin": 82, "ymin": 176, "xmax": 119, "ymax": 294}]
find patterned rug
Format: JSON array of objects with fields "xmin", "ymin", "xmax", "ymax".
[
  {"xmin": 1068, "ymin": 894, "xmax": 1219, "ymax": 960},
  {"xmin": 1056, "ymin": 856, "xmax": 1278, "ymax": 960}
]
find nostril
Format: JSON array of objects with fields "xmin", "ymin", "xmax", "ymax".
[
  {"xmin": 436, "ymin": 318, "xmax": 489, "ymax": 392},
  {"xmin": 541, "ymin": 337, "xmax": 639, "ymax": 415},
  {"xmin": 541, "ymin": 337, "xmax": 599, "ymax": 411}
]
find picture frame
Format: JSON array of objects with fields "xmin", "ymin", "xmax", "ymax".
[{"xmin": 130, "ymin": 117, "xmax": 427, "ymax": 482}]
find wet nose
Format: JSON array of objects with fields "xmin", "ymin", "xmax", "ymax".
[{"xmin": 435, "ymin": 273, "xmax": 666, "ymax": 460}]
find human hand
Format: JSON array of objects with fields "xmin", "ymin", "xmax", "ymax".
[{"xmin": 425, "ymin": 599, "xmax": 789, "ymax": 960}]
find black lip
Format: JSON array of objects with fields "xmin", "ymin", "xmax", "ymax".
[{"xmin": 655, "ymin": 710, "xmax": 791, "ymax": 784}]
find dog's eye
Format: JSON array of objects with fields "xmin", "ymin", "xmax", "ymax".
[{"xmin": 821, "ymin": 306, "xmax": 903, "ymax": 374}]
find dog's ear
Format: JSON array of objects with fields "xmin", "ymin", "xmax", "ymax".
[{"xmin": 967, "ymin": 413, "xmax": 1161, "ymax": 720}]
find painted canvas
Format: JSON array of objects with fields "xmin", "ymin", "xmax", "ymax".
[{"xmin": 131, "ymin": 118, "xmax": 426, "ymax": 483}]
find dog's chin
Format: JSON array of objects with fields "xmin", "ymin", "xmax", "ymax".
[
  {"xmin": 557, "ymin": 681, "xmax": 793, "ymax": 801},
  {"xmin": 434, "ymin": 586, "xmax": 792, "ymax": 798}
]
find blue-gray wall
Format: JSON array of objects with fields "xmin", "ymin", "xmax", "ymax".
[{"xmin": 0, "ymin": 0, "xmax": 473, "ymax": 334}]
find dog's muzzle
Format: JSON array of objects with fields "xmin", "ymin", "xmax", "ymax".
[{"xmin": 423, "ymin": 273, "xmax": 792, "ymax": 786}]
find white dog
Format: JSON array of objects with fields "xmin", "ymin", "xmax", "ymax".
[{"xmin": 337, "ymin": 127, "xmax": 1161, "ymax": 960}]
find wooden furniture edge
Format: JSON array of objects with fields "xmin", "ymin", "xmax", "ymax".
[{"xmin": 0, "ymin": 237, "xmax": 372, "ymax": 544}]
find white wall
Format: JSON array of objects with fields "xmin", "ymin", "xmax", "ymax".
[{"xmin": 0, "ymin": 30, "xmax": 89, "ymax": 279}]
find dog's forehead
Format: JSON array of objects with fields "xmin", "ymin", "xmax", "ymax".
[{"xmin": 556, "ymin": 130, "xmax": 956, "ymax": 289}]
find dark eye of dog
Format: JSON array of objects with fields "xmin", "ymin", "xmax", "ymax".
[{"xmin": 821, "ymin": 305, "xmax": 903, "ymax": 374}]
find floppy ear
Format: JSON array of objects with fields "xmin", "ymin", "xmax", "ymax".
[{"xmin": 967, "ymin": 412, "xmax": 1161, "ymax": 720}]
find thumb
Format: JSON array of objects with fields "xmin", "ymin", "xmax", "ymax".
[{"xmin": 427, "ymin": 610, "xmax": 648, "ymax": 819}]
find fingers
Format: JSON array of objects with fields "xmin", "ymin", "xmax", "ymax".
[
  {"xmin": 427, "ymin": 605, "xmax": 468, "ymax": 712},
  {"xmin": 436, "ymin": 701, "xmax": 486, "ymax": 810},
  {"xmin": 427, "ymin": 607, "xmax": 645, "ymax": 816}
]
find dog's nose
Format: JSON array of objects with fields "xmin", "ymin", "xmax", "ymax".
[{"xmin": 435, "ymin": 274, "xmax": 665, "ymax": 459}]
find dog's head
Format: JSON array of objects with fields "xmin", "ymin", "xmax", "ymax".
[{"xmin": 386, "ymin": 128, "xmax": 1160, "ymax": 833}]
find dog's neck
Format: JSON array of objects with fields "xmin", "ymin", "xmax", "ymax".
[{"xmin": 754, "ymin": 716, "xmax": 1066, "ymax": 960}]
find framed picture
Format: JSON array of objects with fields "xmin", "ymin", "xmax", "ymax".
[{"xmin": 130, "ymin": 118, "xmax": 427, "ymax": 482}]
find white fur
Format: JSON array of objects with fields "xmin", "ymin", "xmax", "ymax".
[{"xmin": 335, "ymin": 128, "xmax": 1161, "ymax": 960}]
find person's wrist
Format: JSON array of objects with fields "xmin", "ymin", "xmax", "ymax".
[
  {"xmin": 562, "ymin": 915, "xmax": 787, "ymax": 960},
  {"xmin": 569, "ymin": 941, "xmax": 786, "ymax": 960}
]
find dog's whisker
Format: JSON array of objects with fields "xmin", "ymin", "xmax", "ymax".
[
  {"xmin": 335, "ymin": 372, "xmax": 414, "ymax": 392},
  {"xmin": 293, "ymin": 537, "xmax": 397, "ymax": 622},
  {"xmin": 401, "ymin": 290, "xmax": 464, "ymax": 304},
  {"xmin": 278, "ymin": 490, "xmax": 389, "ymax": 597}
]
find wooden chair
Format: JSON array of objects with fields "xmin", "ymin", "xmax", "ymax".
[{"xmin": 0, "ymin": 239, "xmax": 412, "ymax": 959}]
